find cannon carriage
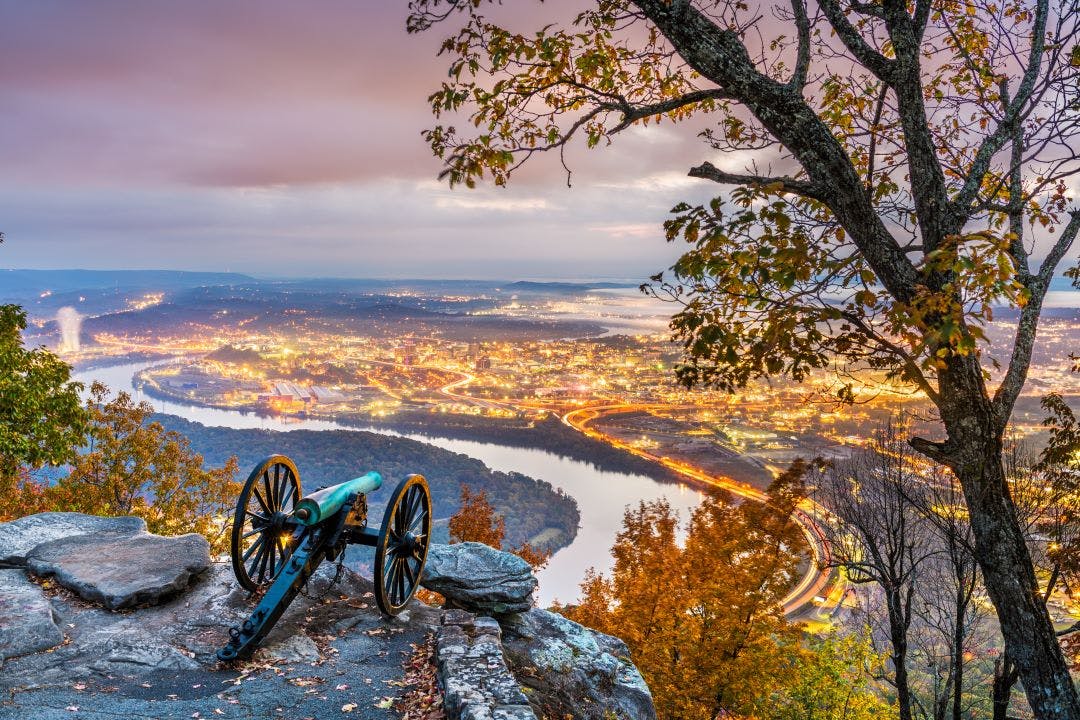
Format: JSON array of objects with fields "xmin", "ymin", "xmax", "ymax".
[{"xmin": 217, "ymin": 455, "xmax": 432, "ymax": 661}]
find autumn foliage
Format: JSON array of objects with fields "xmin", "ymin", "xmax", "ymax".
[
  {"xmin": 561, "ymin": 461, "xmax": 890, "ymax": 720},
  {"xmin": 448, "ymin": 484, "xmax": 506, "ymax": 548},
  {"xmin": 48, "ymin": 382, "xmax": 241, "ymax": 551},
  {"xmin": 448, "ymin": 484, "xmax": 551, "ymax": 570},
  {"xmin": 0, "ymin": 343, "xmax": 240, "ymax": 552}
]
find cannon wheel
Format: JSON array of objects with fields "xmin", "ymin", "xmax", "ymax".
[
  {"xmin": 230, "ymin": 455, "xmax": 302, "ymax": 592},
  {"xmin": 374, "ymin": 474, "xmax": 431, "ymax": 616}
]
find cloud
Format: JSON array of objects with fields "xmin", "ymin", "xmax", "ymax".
[{"xmin": 0, "ymin": 0, "xmax": 727, "ymax": 277}]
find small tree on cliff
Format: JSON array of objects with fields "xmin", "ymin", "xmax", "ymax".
[
  {"xmin": 0, "ymin": 304, "xmax": 87, "ymax": 519},
  {"xmin": 48, "ymin": 382, "xmax": 240, "ymax": 552},
  {"xmin": 449, "ymin": 484, "xmax": 551, "ymax": 568},
  {"xmin": 449, "ymin": 483, "xmax": 506, "ymax": 547},
  {"xmin": 411, "ymin": 0, "xmax": 1080, "ymax": 715}
]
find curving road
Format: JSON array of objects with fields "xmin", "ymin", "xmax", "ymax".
[
  {"xmin": 560, "ymin": 404, "xmax": 834, "ymax": 616},
  {"xmin": 436, "ymin": 368, "xmax": 836, "ymax": 616},
  {"xmin": 429, "ymin": 371, "xmax": 833, "ymax": 621}
]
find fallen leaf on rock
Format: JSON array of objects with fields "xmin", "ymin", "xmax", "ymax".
[
  {"xmin": 65, "ymin": 707, "xmax": 78, "ymax": 712},
  {"xmin": 342, "ymin": 703, "xmax": 358, "ymax": 712},
  {"xmin": 335, "ymin": 684, "xmax": 349, "ymax": 691},
  {"xmin": 375, "ymin": 698, "xmax": 394, "ymax": 709},
  {"xmin": 395, "ymin": 635, "xmax": 446, "ymax": 720}
]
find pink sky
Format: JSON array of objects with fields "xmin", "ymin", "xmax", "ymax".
[{"xmin": 0, "ymin": 0, "xmax": 715, "ymax": 278}]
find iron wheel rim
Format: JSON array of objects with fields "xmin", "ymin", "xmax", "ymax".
[
  {"xmin": 374, "ymin": 474, "xmax": 431, "ymax": 615},
  {"xmin": 230, "ymin": 455, "xmax": 302, "ymax": 592}
]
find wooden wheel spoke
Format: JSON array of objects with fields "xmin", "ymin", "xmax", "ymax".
[
  {"xmin": 387, "ymin": 564, "xmax": 401, "ymax": 605},
  {"xmin": 273, "ymin": 465, "xmax": 282, "ymax": 509},
  {"xmin": 408, "ymin": 487, "xmax": 423, "ymax": 521},
  {"xmin": 248, "ymin": 539, "xmax": 268, "ymax": 575},
  {"xmin": 394, "ymin": 495, "xmax": 408, "ymax": 533},
  {"xmin": 250, "ymin": 487, "xmax": 271, "ymax": 515},
  {"xmin": 400, "ymin": 559, "xmax": 410, "ymax": 601},
  {"xmin": 406, "ymin": 510, "xmax": 427, "ymax": 535},
  {"xmin": 403, "ymin": 556, "xmax": 418, "ymax": 586},
  {"xmin": 243, "ymin": 535, "xmax": 265, "ymax": 562},
  {"xmin": 262, "ymin": 472, "xmax": 276, "ymax": 513},
  {"xmin": 402, "ymin": 489, "xmax": 424, "ymax": 535},
  {"xmin": 241, "ymin": 527, "xmax": 264, "ymax": 540},
  {"xmin": 279, "ymin": 476, "xmax": 295, "ymax": 509},
  {"xmin": 246, "ymin": 510, "xmax": 270, "ymax": 525},
  {"xmin": 258, "ymin": 537, "xmax": 275, "ymax": 581},
  {"xmin": 266, "ymin": 540, "xmax": 278, "ymax": 580}
]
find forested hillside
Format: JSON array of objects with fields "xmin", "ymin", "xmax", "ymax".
[{"xmin": 154, "ymin": 414, "xmax": 580, "ymax": 551}]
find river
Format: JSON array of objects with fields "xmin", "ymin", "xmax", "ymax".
[{"xmin": 75, "ymin": 361, "xmax": 704, "ymax": 604}]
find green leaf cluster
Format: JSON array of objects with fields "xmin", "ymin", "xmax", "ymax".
[{"xmin": 0, "ymin": 304, "xmax": 87, "ymax": 491}]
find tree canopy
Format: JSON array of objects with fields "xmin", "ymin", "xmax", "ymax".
[
  {"xmin": 46, "ymin": 383, "xmax": 241, "ymax": 551},
  {"xmin": 0, "ymin": 304, "xmax": 87, "ymax": 517},
  {"xmin": 411, "ymin": 0, "xmax": 1080, "ymax": 715},
  {"xmin": 561, "ymin": 462, "xmax": 892, "ymax": 719}
]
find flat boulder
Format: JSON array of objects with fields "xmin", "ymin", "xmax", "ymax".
[
  {"xmin": 27, "ymin": 532, "xmax": 211, "ymax": 610},
  {"xmin": 0, "ymin": 569, "xmax": 64, "ymax": 660},
  {"xmin": 0, "ymin": 512, "xmax": 146, "ymax": 567},
  {"xmin": 420, "ymin": 542, "xmax": 536, "ymax": 615},
  {"xmin": 501, "ymin": 608, "xmax": 656, "ymax": 720}
]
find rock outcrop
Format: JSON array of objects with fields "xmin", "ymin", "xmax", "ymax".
[
  {"xmin": 422, "ymin": 542, "xmax": 657, "ymax": 720},
  {"xmin": 0, "ymin": 512, "xmax": 146, "ymax": 567},
  {"xmin": 0, "ymin": 514, "xmax": 657, "ymax": 720},
  {"xmin": 421, "ymin": 542, "xmax": 537, "ymax": 614},
  {"xmin": 501, "ymin": 609, "xmax": 657, "ymax": 720},
  {"xmin": 0, "ymin": 569, "xmax": 64, "ymax": 661},
  {"xmin": 27, "ymin": 532, "xmax": 211, "ymax": 610},
  {"xmin": 436, "ymin": 609, "xmax": 536, "ymax": 720}
]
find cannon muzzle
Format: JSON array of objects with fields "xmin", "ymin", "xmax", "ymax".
[{"xmin": 292, "ymin": 471, "xmax": 383, "ymax": 526}]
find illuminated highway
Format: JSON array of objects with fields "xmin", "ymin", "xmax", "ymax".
[
  {"xmin": 435, "ymin": 367, "xmax": 837, "ymax": 616},
  {"xmin": 561, "ymin": 404, "xmax": 836, "ymax": 616}
]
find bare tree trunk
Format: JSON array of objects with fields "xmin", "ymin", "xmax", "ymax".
[
  {"xmin": 948, "ymin": 423, "xmax": 1080, "ymax": 720},
  {"xmin": 993, "ymin": 653, "xmax": 1020, "ymax": 720},
  {"xmin": 888, "ymin": 588, "xmax": 915, "ymax": 720},
  {"xmin": 951, "ymin": 578, "xmax": 966, "ymax": 720}
]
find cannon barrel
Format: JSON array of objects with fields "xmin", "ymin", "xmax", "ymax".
[{"xmin": 293, "ymin": 471, "xmax": 382, "ymax": 526}]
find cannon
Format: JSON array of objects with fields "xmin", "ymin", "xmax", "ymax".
[{"xmin": 217, "ymin": 455, "xmax": 432, "ymax": 661}]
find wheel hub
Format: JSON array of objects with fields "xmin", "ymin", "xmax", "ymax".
[
  {"xmin": 399, "ymin": 531, "xmax": 418, "ymax": 554},
  {"xmin": 270, "ymin": 511, "xmax": 288, "ymax": 532}
]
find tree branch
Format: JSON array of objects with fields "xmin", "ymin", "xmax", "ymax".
[
  {"xmin": 909, "ymin": 436, "xmax": 953, "ymax": 465},
  {"xmin": 949, "ymin": 0, "xmax": 1050, "ymax": 225},
  {"xmin": 817, "ymin": 0, "xmax": 895, "ymax": 81},
  {"xmin": 687, "ymin": 160, "xmax": 825, "ymax": 200},
  {"xmin": 629, "ymin": 0, "xmax": 922, "ymax": 304},
  {"xmin": 609, "ymin": 88, "xmax": 734, "ymax": 133},
  {"xmin": 993, "ymin": 209, "xmax": 1080, "ymax": 421},
  {"xmin": 881, "ymin": 0, "xmax": 952, "ymax": 249},
  {"xmin": 789, "ymin": 0, "xmax": 811, "ymax": 90}
]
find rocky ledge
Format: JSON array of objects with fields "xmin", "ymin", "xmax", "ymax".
[
  {"xmin": 419, "ymin": 541, "xmax": 656, "ymax": 720},
  {"xmin": 0, "ymin": 513, "xmax": 655, "ymax": 720}
]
